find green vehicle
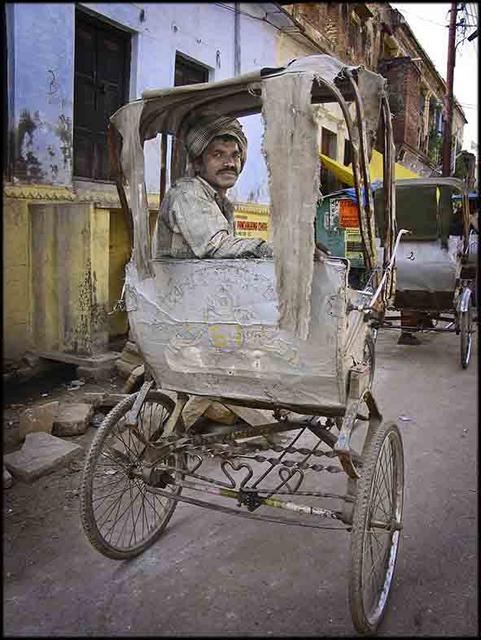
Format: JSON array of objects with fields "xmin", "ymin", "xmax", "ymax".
[{"xmin": 316, "ymin": 190, "xmax": 370, "ymax": 290}]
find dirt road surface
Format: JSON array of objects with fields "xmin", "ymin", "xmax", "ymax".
[{"xmin": 3, "ymin": 328, "xmax": 478, "ymax": 636}]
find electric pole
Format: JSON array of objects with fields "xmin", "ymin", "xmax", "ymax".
[{"xmin": 442, "ymin": 2, "xmax": 458, "ymax": 176}]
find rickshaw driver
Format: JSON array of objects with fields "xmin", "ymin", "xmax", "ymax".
[
  {"xmin": 152, "ymin": 113, "xmax": 329, "ymax": 261},
  {"xmin": 152, "ymin": 113, "xmax": 274, "ymax": 260}
]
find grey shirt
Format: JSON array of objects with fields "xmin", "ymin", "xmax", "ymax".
[{"xmin": 152, "ymin": 176, "xmax": 273, "ymax": 259}]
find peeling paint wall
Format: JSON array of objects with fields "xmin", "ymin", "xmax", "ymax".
[
  {"xmin": 378, "ymin": 57, "xmax": 421, "ymax": 148},
  {"xmin": 9, "ymin": 4, "xmax": 75, "ymax": 185},
  {"xmin": 7, "ymin": 2, "xmax": 279, "ymax": 200},
  {"xmin": 30, "ymin": 203, "xmax": 110, "ymax": 355},
  {"xmin": 3, "ymin": 198, "xmax": 32, "ymax": 361}
]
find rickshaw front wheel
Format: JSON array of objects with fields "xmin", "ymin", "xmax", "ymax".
[
  {"xmin": 80, "ymin": 391, "xmax": 184, "ymax": 560},
  {"xmin": 348, "ymin": 421, "xmax": 404, "ymax": 635}
]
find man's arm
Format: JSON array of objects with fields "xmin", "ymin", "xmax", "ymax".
[{"xmin": 172, "ymin": 189, "xmax": 273, "ymax": 258}]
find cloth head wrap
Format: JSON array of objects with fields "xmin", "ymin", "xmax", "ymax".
[{"xmin": 184, "ymin": 114, "xmax": 248, "ymax": 170}]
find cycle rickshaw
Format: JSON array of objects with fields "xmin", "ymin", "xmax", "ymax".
[
  {"xmin": 80, "ymin": 54, "xmax": 405, "ymax": 635},
  {"xmin": 373, "ymin": 177, "xmax": 476, "ymax": 368}
]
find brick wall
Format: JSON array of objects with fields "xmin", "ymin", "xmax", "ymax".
[{"xmin": 378, "ymin": 57, "xmax": 421, "ymax": 147}]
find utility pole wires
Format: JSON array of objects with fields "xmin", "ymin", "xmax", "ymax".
[{"xmin": 442, "ymin": 2, "xmax": 457, "ymax": 176}]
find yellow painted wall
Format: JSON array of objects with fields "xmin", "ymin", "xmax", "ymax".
[
  {"xmin": 3, "ymin": 190, "xmax": 115, "ymax": 361},
  {"xmin": 89, "ymin": 206, "xmax": 111, "ymax": 351},
  {"xmin": 3, "ymin": 198, "xmax": 32, "ymax": 361},
  {"xmin": 30, "ymin": 202, "xmax": 110, "ymax": 355}
]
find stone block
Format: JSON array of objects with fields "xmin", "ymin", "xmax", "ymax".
[
  {"xmin": 52, "ymin": 403, "xmax": 94, "ymax": 436},
  {"xmin": 18, "ymin": 401, "xmax": 60, "ymax": 440},
  {"xmin": 4, "ymin": 433, "xmax": 82, "ymax": 483}
]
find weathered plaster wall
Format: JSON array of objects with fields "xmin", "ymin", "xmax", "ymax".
[
  {"xmin": 3, "ymin": 198, "xmax": 32, "ymax": 361},
  {"xmin": 7, "ymin": 2, "xmax": 279, "ymax": 198},
  {"xmin": 215, "ymin": 4, "xmax": 279, "ymax": 205},
  {"xmin": 9, "ymin": 3, "xmax": 75, "ymax": 185},
  {"xmin": 30, "ymin": 202, "xmax": 110, "ymax": 355},
  {"xmin": 379, "ymin": 57, "xmax": 421, "ymax": 148}
]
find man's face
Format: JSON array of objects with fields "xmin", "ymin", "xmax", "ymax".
[{"xmin": 195, "ymin": 137, "xmax": 242, "ymax": 193}]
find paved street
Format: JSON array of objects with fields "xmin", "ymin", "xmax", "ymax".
[{"xmin": 3, "ymin": 327, "xmax": 478, "ymax": 637}]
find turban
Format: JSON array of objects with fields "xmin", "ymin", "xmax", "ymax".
[{"xmin": 184, "ymin": 114, "xmax": 248, "ymax": 169}]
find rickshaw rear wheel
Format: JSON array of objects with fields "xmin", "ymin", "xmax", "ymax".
[
  {"xmin": 80, "ymin": 391, "xmax": 184, "ymax": 560},
  {"xmin": 460, "ymin": 295, "xmax": 473, "ymax": 369},
  {"xmin": 349, "ymin": 421, "xmax": 404, "ymax": 635}
]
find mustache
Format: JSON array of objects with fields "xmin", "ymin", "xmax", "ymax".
[{"xmin": 218, "ymin": 168, "xmax": 238, "ymax": 175}]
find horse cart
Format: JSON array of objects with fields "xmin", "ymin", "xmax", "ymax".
[
  {"xmin": 80, "ymin": 54, "xmax": 405, "ymax": 634},
  {"xmin": 373, "ymin": 177, "xmax": 476, "ymax": 368}
]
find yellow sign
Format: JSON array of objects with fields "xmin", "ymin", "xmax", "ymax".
[{"xmin": 234, "ymin": 204, "xmax": 270, "ymax": 241}]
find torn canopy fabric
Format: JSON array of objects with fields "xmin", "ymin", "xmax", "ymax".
[{"xmin": 262, "ymin": 73, "xmax": 320, "ymax": 340}]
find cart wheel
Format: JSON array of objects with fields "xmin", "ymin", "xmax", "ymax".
[
  {"xmin": 460, "ymin": 295, "xmax": 473, "ymax": 369},
  {"xmin": 80, "ymin": 391, "xmax": 183, "ymax": 560},
  {"xmin": 349, "ymin": 421, "xmax": 404, "ymax": 635}
]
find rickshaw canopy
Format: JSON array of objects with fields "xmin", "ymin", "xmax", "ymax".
[
  {"xmin": 110, "ymin": 54, "xmax": 394, "ymax": 339},
  {"xmin": 374, "ymin": 176, "xmax": 469, "ymax": 243}
]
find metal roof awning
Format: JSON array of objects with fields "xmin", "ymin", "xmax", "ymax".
[{"xmin": 320, "ymin": 149, "xmax": 420, "ymax": 186}]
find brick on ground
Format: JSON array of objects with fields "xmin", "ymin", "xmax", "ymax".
[
  {"xmin": 52, "ymin": 403, "xmax": 94, "ymax": 436},
  {"xmin": 4, "ymin": 432, "xmax": 83, "ymax": 483},
  {"xmin": 18, "ymin": 401, "xmax": 60, "ymax": 440}
]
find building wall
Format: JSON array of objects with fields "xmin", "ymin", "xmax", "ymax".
[
  {"xmin": 7, "ymin": 3, "xmax": 75, "ymax": 186},
  {"xmin": 3, "ymin": 197, "xmax": 32, "ymax": 361},
  {"xmin": 6, "ymin": 2, "xmax": 280, "ymax": 196},
  {"xmin": 280, "ymin": 3, "xmax": 467, "ymax": 176},
  {"xmin": 378, "ymin": 57, "xmax": 421, "ymax": 148}
]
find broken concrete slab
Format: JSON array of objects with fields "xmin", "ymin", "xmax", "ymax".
[
  {"xmin": 4, "ymin": 433, "xmax": 83, "ymax": 483},
  {"xmin": 3, "ymin": 466, "xmax": 13, "ymax": 489},
  {"xmin": 52, "ymin": 403, "xmax": 94, "ymax": 437},
  {"xmin": 18, "ymin": 401, "xmax": 60, "ymax": 440}
]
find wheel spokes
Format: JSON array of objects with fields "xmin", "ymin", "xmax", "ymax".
[
  {"xmin": 89, "ymin": 400, "xmax": 180, "ymax": 552},
  {"xmin": 362, "ymin": 434, "xmax": 400, "ymax": 618}
]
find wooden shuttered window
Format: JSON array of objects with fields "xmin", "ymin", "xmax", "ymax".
[
  {"xmin": 74, "ymin": 11, "xmax": 131, "ymax": 180},
  {"xmin": 174, "ymin": 53, "xmax": 209, "ymax": 87}
]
